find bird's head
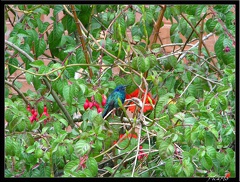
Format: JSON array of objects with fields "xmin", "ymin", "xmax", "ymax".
[{"xmin": 114, "ymin": 85, "xmax": 128, "ymax": 92}]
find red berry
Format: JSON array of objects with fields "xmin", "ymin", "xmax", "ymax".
[
  {"xmin": 83, "ymin": 100, "xmax": 89, "ymax": 110},
  {"xmin": 31, "ymin": 108, "xmax": 35, "ymax": 115},
  {"xmin": 88, "ymin": 102, "xmax": 93, "ymax": 109},
  {"xmin": 97, "ymin": 107, "xmax": 103, "ymax": 113},
  {"xmin": 101, "ymin": 95, "xmax": 107, "ymax": 106},
  {"xmin": 27, "ymin": 104, "xmax": 31, "ymax": 112},
  {"xmin": 33, "ymin": 111, "xmax": 38, "ymax": 117},
  {"xmin": 43, "ymin": 105, "xmax": 47, "ymax": 112},
  {"xmin": 43, "ymin": 111, "xmax": 49, "ymax": 117},
  {"xmin": 93, "ymin": 102, "xmax": 100, "ymax": 109},
  {"xmin": 29, "ymin": 115, "xmax": 36, "ymax": 123}
]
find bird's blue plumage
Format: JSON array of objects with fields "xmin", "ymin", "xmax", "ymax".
[{"xmin": 102, "ymin": 85, "xmax": 127, "ymax": 118}]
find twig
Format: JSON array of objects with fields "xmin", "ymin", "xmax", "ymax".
[
  {"xmin": 181, "ymin": 13, "xmax": 220, "ymax": 73},
  {"xmin": 197, "ymin": 18, "xmax": 204, "ymax": 62},
  {"xmin": 70, "ymin": 5, "xmax": 93, "ymax": 79},
  {"xmin": 104, "ymin": 5, "xmax": 130, "ymax": 40},
  {"xmin": 42, "ymin": 77, "xmax": 75, "ymax": 128},
  {"xmin": 149, "ymin": 5, "xmax": 166, "ymax": 48},
  {"xmin": 5, "ymin": 80, "xmax": 30, "ymax": 106},
  {"xmin": 131, "ymin": 123, "xmax": 142, "ymax": 176},
  {"xmin": 179, "ymin": 75, "xmax": 198, "ymax": 98},
  {"xmin": 5, "ymin": 40, "xmax": 35, "ymax": 62}
]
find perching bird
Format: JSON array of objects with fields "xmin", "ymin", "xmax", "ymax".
[{"xmin": 102, "ymin": 85, "xmax": 127, "ymax": 118}]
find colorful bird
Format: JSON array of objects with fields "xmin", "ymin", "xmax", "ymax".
[{"xmin": 102, "ymin": 85, "xmax": 127, "ymax": 118}]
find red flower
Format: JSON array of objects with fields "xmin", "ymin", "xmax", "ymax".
[
  {"xmin": 83, "ymin": 96, "xmax": 104, "ymax": 113},
  {"xmin": 93, "ymin": 101, "xmax": 100, "ymax": 109},
  {"xmin": 225, "ymin": 172, "xmax": 230, "ymax": 178},
  {"xmin": 29, "ymin": 108, "xmax": 38, "ymax": 123},
  {"xmin": 83, "ymin": 99, "xmax": 89, "ymax": 110},
  {"xmin": 126, "ymin": 89, "xmax": 155, "ymax": 113},
  {"xmin": 97, "ymin": 107, "xmax": 103, "ymax": 113},
  {"xmin": 137, "ymin": 145, "xmax": 147, "ymax": 161},
  {"xmin": 79, "ymin": 155, "xmax": 88, "ymax": 170},
  {"xmin": 113, "ymin": 133, "xmax": 138, "ymax": 145},
  {"xmin": 88, "ymin": 101, "xmax": 94, "ymax": 109},
  {"xmin": 101, "ymin": 94, "xmax": 107, "ymax": 106},
  {"xmin": 27, "ymin": 104, "xmax": 31, "ymax": 112},
  {"xmin": 40, "ymin": 105, "xmax": 50, "ymax": 125},
  {"xmin": 223, "ymin": 46, "xmax": 230, "ymax": 53}
]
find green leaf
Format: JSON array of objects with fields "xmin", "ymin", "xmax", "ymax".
[
  {"xmin": 86, "ymin": 157, "xmax": 98, "ymax": 177},
  {"xmin": 185, "ymin": 96, "xmax": 195, "ymax": 106},
  {"xmin": 169, "ymin": 56, "xmax": 178, "ymax": 68},
  {"xmin": 62, "ymin": 15, "xmax": 77, "ymax": 34},
  {"xmin": 62, "ymin": 85, "xmax": 72, "ymax": 105},
  {"xmin": 8, "ymin": 58, "xmax": 19, "ymax": 75},
  {"xmin": 26, "ymin": 145, "xmax": 35, "ymax": 153},
  {"xmin": 200, "ymin": 154, "xmax": 213, "ymax": 170},
  {"xmin": 214, "ymin": 34, "xmax": 224, "ymax": 61},
  {"xmin": 35, "ymin": 38, "xmax": 46, "ymax": 58},
  {"xmin": 131, "ymin": 57, "xmax": 138, "ymax": 71},
  {"xmin": 205, "ymin": 131, "xmax": 216, "ymax": 147},
  {"xmin": 189, "ymin": 148, "xmax": 198, "ymax": 157},
  {"xmin": 5, "ymin": 137, "xmax": 15, "ymax": 156},
  {"xmin": 159, "ymin": 140, "xmax": 174, "ymax": 160},
  {"xmin": 168, "ymin": 103, "xmax": 178, "ymax": 117},
  {"xmin": 126, "ymin": 10, "xmax": 135, "ymax": 26},
  {"xmin": 53, "ymin": 5, "xmax": 63, "ymax": 16},
  {"xmin": 131, "ymin": 26, "xmax": 143, "ymax": 42},
  {"xmin": 216, "ymin": 85, "xmax": 231, "ymax": 93},
  {"xmin": 210, "ymin": 97, "xmax": 219, "ymax": 109},
  {"xmin": 104, "ymin": 166, "xmax": 114, "ymax": 174},
  {"xmin": 206, "ymin": 146, "xmax": 216, "ymax": 158},
  {"xmin": 170, "ymin": 23, "xmax": 178, "ymax": 35},
  {"xmin": 64, "ymin": 159, "xmax": 79, "ymax": 174},
  {"xmin": 179, "ymin": 18, "xmax": 187, "ymax": 36},
  {"xmin": 25, "ymin": 68, "xmax": 35, "ymax": 84},
  {"xmin": 32, "ymin": 76, "xmax": 41, "ymax": 91},
  {"xmin": 147, "ymin": 54, "xmax": 157, "ymax": 69},
  {"xmin": 165, "ymin": 76, "xmax": 176, "ymax": 92},
  {"xmin": 30, "ymin": 60, "xmax": 44, "ymax": 68},
  {"xmin": 182, "ymin": 158, "xmax": 194, "ymax": 177},
  {"xmin": 74, "ymin": 140, "xmax": 91, "ymax": 157},
  {"xmin": 165, "ymin": 158, "xmax": 174, "ymax": 176},
  {"xmin": 155, "ymin": 93, "xmax": 175, "ymax": 115},
  {"xmin": 57, "ymin": 145, "xmax": 67, "ymax": 157},
  {"xmin": 184, "ymin": 117, "xmax": 196, "ymax": 125},
  {"xmin": 133, "ymin": 45, "xmax": 146, "ymax": 56},
  {"xmin": 218, "ymin": 94, "xmax": 228, "ymax": 110},
  {"xmin": 204, "ymin": 93, "xmax": 214, "ymax": 106}
]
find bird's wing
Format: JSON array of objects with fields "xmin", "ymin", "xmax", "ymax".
[{"xmin": 102, "ymin": 100, "xmax": 115, "ymax": 118}]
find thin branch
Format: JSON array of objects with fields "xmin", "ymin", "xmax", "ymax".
[
  {"xmin": 197, "ymin": 18, "xmax": 204, "ymax": 62},
  {"xmin": 131, "ymin": 123, "xmax": 142, "ymax": 177},
  {"xmin": 181, "ymin": 13, "xmax": 220, "ymax": 75},
  {"xmin": 5, "ymin": 40, "xmax": 35, "ymax": 62},
  {"xmin": 70, "ymin": 5, "xmax": 93, "ymax": 79},
  {"xmin": 149, "ymin": 5, "xmax": 166, "ymax": 48},
  {"xmin": 180, "ymin": 75, "xmax": 198, "ymax": 98},
  {"xmin": 5, "ymin": 80, "xmax": 30, "ymax": 106},
  {"xmin": 42, "ymin": 77, "xmax": 75, "ymax": 128}
]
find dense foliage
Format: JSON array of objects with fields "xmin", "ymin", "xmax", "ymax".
[{"xmin": 5, "ymin": 5, "xmax": 236, "ymax": 178}]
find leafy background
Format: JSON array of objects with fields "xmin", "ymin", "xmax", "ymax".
[{"xmin": 4, "ymin": 5, "xmax": 236, "ymax": 178}]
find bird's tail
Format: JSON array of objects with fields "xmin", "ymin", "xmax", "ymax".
[{"xmin": 102, "ymin": 106, "xmax": 109, "ymax": 118}]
